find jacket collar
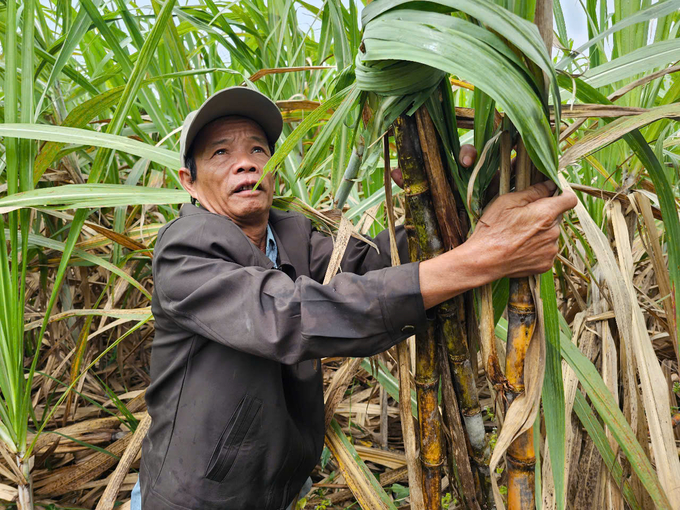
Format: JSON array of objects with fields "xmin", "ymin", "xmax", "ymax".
[{"xmin": 179, "ymin": 203, "xmax": 297, "ymax": 277}]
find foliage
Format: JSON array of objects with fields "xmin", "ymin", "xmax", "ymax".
[{"xmin": 0, "ymin": 0, "xmax": 679, "ymax": 508}]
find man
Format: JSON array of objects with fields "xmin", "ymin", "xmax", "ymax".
[{"xmin": 135, "ymin": 87, "xmax": 576, "ymax": 510}]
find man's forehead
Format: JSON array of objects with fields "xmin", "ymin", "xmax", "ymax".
[{"xmin": 194, "ymin": 116, "xmax": 268, "ymax": 152}]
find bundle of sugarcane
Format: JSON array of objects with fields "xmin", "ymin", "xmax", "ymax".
[
  {"xmin": 397, "ymin": 106, "xmax": 495, "ymax": 507},
  {"xmin": 355, "ymin": 1, "xmax": 562, "ymax": 508}
]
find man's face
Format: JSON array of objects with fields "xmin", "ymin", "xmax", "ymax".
[{"xmin": 180, "ymin": 116, "xmax": 275, "ymax": 227}]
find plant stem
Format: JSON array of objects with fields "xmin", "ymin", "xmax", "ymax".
[
  {"xmin": 394, "ymin": 113, "xmax": 444, "ymax": 510},
  {"xmin": 385, "ymin": 138, "xmax": 426, "ymax": 510},
  {"xmin": 505, "ymin": 141, "xmax": 537, "ymax": 510},
  {"xmin": 414, "ymin": 106, "xmax": 492, "ymax": 508},
  {"xmin": 16, "ymin": 454, "xmax": 32, "ymax": 510},
  {"xmin": 334, "ymin": 137, "xmax": 365, "ymax": 209}
]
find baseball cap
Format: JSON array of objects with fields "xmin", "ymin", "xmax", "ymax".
[{"xmin": 179, "ymin": 86, "xmax": 283, "ymax": 165}]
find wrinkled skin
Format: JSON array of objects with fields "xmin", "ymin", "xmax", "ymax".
[
  {"xmin": 469, "ymin": 181, "xmax": 577, "ymax": 278},
  {"xmin": 179, "ymin": 116, "xmax": 275, "ymax": 250}
]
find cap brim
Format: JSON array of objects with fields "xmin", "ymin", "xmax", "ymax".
[{"xmin": 182, "ymin": 87, "xmax": 283, "ymax": 160}]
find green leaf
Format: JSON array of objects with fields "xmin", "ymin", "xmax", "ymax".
[
  {"xmin": 0, "ymin": 185, "xmax": 189, "ymax": 214},
  {"xmin": 540, "ymin": 272, "xmax": 565, "ymax": 510},
  {"xmin": 0, "ymin": 124, "xmax": 179, "ymax": 170},
  {"xmin": 358, "ymin": 7, "xmax": 558, "ymax": 183},
  {"xmin": 583, "ymin": 39, "xmax": 680, "ymax": 88}
]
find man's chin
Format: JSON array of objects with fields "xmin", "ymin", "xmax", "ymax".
[{"xmin": 227, "ymin": 200, "xmax": 272, "ymax": 225}]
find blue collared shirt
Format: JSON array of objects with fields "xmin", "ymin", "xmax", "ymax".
[{"xmin": 266, "ymin": 224, "xmax": 278, "ymax": 267}]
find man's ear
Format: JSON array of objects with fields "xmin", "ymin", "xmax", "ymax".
[{"xmin": 178, "ymin": 167, "xmax": 197, "ymax": 199}]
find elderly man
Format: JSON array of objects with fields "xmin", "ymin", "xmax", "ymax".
[{"xmin": 134, "ymin": 87, "xmax": 576, "ymax": 510}]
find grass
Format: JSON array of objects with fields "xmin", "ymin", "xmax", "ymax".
[{"xmin": 0, "ymin": 0, "xmax": 679, "ymax": 508}]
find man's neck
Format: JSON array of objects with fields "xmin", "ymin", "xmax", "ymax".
[
  {"xmin": 232, "ymin": 215, "xmax": 269, "ymax": 253},
  {"xmin": 196, "ymin": 202, "xmax": 270, "ymax": 253},
  {"xmin": 236, "ymin": 218, "xmax": 269, "ymax": 253}
]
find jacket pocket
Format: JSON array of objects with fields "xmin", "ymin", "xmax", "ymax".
[{"xmin": 205, "ymin": 394, "xmax": 262, "ymax": 482}]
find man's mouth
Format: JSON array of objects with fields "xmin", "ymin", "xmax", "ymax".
[{"xmin": 234, "ymin": 182, "xmax": 264, "ymax": 194}]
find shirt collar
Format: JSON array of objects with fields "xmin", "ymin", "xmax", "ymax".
[{"xmin": 265, "ymin": 224, "xmax": 278, "ymax": 267}]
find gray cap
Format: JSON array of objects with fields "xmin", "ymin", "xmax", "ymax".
[{"xmin": 179, "ymin": 86, "xmax": 283, "ymax": 165}]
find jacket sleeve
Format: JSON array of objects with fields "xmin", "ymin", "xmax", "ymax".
[
  {"xmin": 309, "ymin": 224, "xmax": 410, "ymax": 282},
  {"xmin": 153, "ymin": 215, "xmax": 427, "ymax": 365}
]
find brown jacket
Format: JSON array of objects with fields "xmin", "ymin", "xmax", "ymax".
[{"xmin": 140, "ymin": 203, "xmax": 428, "ymax": 509}]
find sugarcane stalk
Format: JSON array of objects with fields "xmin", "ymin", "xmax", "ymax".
[
  {"xmin": 334, "ymin": 136, "xmax": 365, "ymax": 209},
  {"xmin": 385, "ymin": 137, "xmax": 426, "ymax": 510},
  {"xmin": 439, "ymin": 298, "xmax": 492, "ymax": 508},
  {"xmin": 16, "ymin": 454, "xmax": 32, "ymax": 510},
  {"xmin": 414, "ymin": 107, "xmax": 493, "ymax": 508},
  {"xmin": 437, "ymin": 337, "xmax": 481, "ymax": 510},
  {"xmin": 394, "ymin": 114, "xmax": 445, "ymax": 510},
  {"xmin": 505, "ymin": 140, "xmax": 537, "ymax": 510}
]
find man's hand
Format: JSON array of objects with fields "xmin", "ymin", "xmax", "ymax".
[
  {"xmin": 390, "ymin": 144, "xmax": 478, "ymax": 188},
  {"xmin": 467, "ymin": 181, "xmax": 577, "ymax": 279},
  {"xmin": 418, "ymin": 181, "xmax": 577, "ymax": 310}
]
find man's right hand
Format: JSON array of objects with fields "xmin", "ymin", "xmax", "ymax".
[
  {"xmin": 418, "ymin": 181, "xmax": 578, "ymax": 310},
  {"xmin": 467, "ymin": 181, "xmax": 578, "ymax": 279}
]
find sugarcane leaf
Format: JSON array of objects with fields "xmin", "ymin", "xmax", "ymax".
[
  {"xmin": 24, "ymin": 308, "xmax": 153, "ymax": 331},
  {"xmin": 557, "ymin": 0, "xmax": 680, "ymax": 70},
  {"xmin": 362, "ymin": 0, "xmax": 560, "ymax": 109},
  {"xmin": 539, "ymin": 271, "xmax": 565, "ymax": 510},
  {"xmin": 360, "ymin": 25, "xmax": 556, "ymax": 183},
  {"xmin": 326, "ymin": 419, "xmax": 398, "ymax": 510},
  {"xmin": 0, "ymin": 124, "xmax": 179, "ymax": 170},
  {"xmin": 0, "ymin": 184, "xmax": 189, "ymax": 214},
  {"xmin": 559, "ymin": 103, "xmax": 680, "ymax": 168},
  {"xmin": 583, "ymin": 38, "xmax": 680, "ymax": 88}
]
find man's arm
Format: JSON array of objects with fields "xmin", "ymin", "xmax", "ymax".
[
  {"xmin": 155, "ymin": 182, "xmax": 575, "ymax": 364},
  {"xmin": 154, "ymin": 214, "xmax": 428, "ymax": 365}
]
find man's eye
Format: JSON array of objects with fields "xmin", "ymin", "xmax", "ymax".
[
  {"xmin": 253, "ymin": 147, "xmax": 265, "ymax": 153},
  {"xmin": 213, "ymin": 149, "xmax": 226, "ymax": 157}
]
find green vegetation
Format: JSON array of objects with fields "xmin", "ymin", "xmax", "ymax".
[{"xmin": 1, "ymin": 0, "xmax": 679, "ymax": 509}]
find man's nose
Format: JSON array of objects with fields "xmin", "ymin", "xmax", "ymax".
[
  {"xmin": 236, "ymin": 164, "xmax": 257, "ymax": 173},
  {"xmin": 233, "ymin": 154, "xmax": 259, "ymax": 174}
]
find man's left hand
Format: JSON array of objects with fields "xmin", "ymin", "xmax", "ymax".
[{"xmin": 390, "ymin": 144, "xmax": 478, "ymax": 188}]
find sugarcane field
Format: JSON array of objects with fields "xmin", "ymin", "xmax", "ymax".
[{"xmin": 2, "ymin": 0, "xmax": 680, "ymax": 509}]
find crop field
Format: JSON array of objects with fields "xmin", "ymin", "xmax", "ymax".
[{"xmin": 0, "ymin": 1, "xmax": 679, "ymax": 509}]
